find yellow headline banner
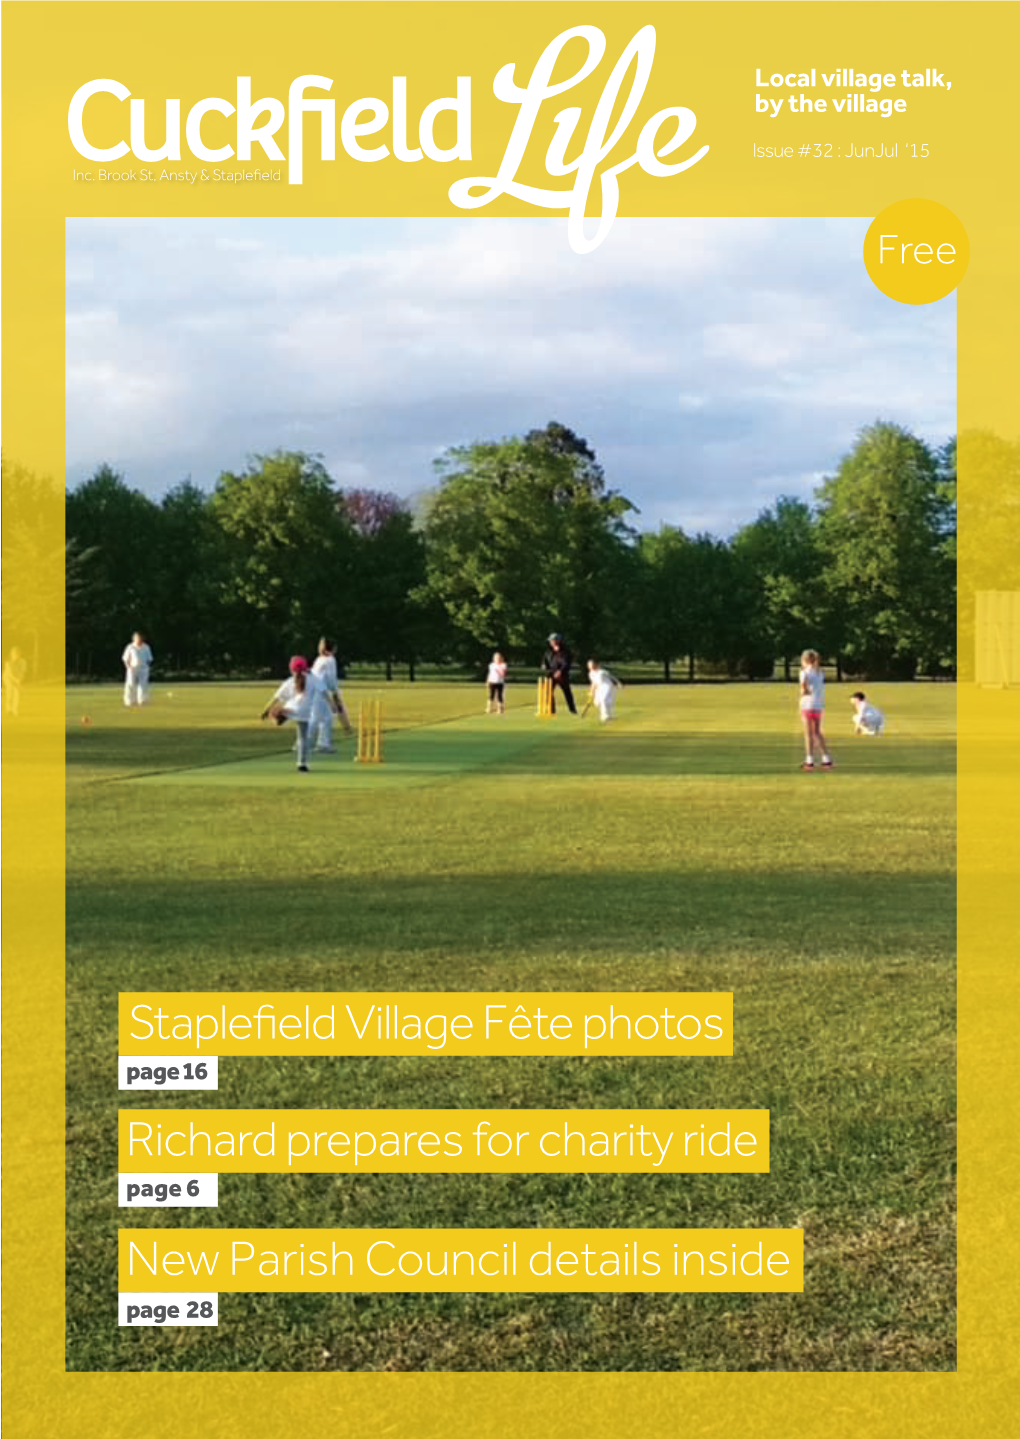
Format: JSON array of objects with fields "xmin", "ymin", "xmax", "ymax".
[
  {"xmin": 120, "ymin": 1227, "xmax": 803, "ymax": 1293},
  {"xmin": 119, "ymin": 1108, "xmax": 769, "ymax": 1173},
  {"xmin": 119, "ymin": 991, "xmax": 733, "ymax": 1055}
]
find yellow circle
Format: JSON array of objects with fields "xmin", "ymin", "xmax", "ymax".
[{"xmin": 863, "ymin": 199, "xmax": 969, "ymax": 305}]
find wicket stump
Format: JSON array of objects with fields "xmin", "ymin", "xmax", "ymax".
[
  {"xmin": 355, "ymin": 699, "xmax": 383, "ymax": 763},
  {"xmin": 536, "ymin": 676, "xmax": 554, "ymax": 718}
]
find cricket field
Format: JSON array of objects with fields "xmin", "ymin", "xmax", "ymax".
[{"xmin": 66, "ymin": 681, "xmax": 955, "ymax": 1372}]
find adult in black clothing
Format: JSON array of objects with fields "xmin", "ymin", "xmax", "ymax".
[{"xmin": 542, "ymin": 633, "xmax": 578, "ymax": 715}]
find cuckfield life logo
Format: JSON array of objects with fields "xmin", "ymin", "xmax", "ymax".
[{"xmin": 66, "ymin": 24, "xmax": 710, "ymax": 251}]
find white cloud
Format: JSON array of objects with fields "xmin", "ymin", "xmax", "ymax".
[{"xmin": 65, "ymin": 217, "xmax": 955, "ymax": 532}]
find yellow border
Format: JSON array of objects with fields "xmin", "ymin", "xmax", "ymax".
[{"xmin": 3, "ymin": 2, "xmax": 1017, "ymax": 1432}]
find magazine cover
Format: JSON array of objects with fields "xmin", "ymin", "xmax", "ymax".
[{"xmin": 3, "ymin": 1, "xmax": 1017, "ymax": 1434}]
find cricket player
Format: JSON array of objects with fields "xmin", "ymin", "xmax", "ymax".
[
  {"xmin": 486, "ymin": 652, "xmax": 508, "ymax": 714},
  {"xmin": 122, "ymin": 631, "xmax": 153, "ymax": 707},
  {"xmin": 260, "ymin": 656, "xmax": 322, "ymax": 772},
  {"xmin": 586, "ymin": 659, "xmax": 621, "ymax": 722},
  {"xmin": 541, "ymin": 633, "xmax": 578, "ymax": 715},
  {"xmin": 799, "ymin": 648, "xmax": 833, "ymax": 770},
  {"xmin": 850, "ymin": 691, "xmax": 885, "ymax": 736},
  {"xmin": 310, "ymin": 637, "xmax": 340, "ymax": 752}
]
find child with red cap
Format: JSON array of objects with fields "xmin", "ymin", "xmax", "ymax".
[{"xmin": 260, "ymin": 656, "xmax": 322, "ymax": 772}]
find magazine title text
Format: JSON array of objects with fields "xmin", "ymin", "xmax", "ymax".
[{"xmin": 67, "ymin": 25, "xmax": 709, "ymax": 253}]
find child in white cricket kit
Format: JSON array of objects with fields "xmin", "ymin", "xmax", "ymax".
[
  {"xmin": 586, "ymin": 659, "xmax": 621, "ymax": 723},
  {"xmin": 799, "ymin": 648, "xmax": 833, "ymax": 770},
  {"xmin": 850, "ymin": 691, "xmax": 885, "ymax": 735},
  {"xmin": 310, "ymin": 637, "xmax": 343, "ymax": 752},
  {"xmin": 260, "ymin": 655, "xmax": 322, "ymax": 772},
  {"xmin": 122, "ymin": 631, "xmax": 153, "ymax": 708}
]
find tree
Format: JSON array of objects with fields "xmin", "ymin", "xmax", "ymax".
[
  {"xmin": 523, "ymin": 421, "xmax": 604, "ymax": 481},
  {"xmin": 338, "ymin": 489, "xmax": 428, "ymax": 678},
  {"xmin": 421, "ymin": 422, "xmax": 635, "ymax": 662},
  {"xmin": 65, "ymin": 537, "xmax": 102, "ymax": 667},
  {"xmin": 732, "ymin": 496, "xmax": 827, "ymax": 678},
  {"xmin": 624, "ymin": 527, "xmax": 764, "ymax": 680},
  {"xmin": 3, "ymin": 461, "xmax": 65, "ymax": 679},
  {"xmin": 815, "ymin": 422, "xmax": 953, "ymax": 678},
  {"xmin": 955, "ymin": 430, "xmax": 1020, "ymax": 678},
  {"xmin": 58, "ymin": 420, "xmax": 961, "ymax": 680},
  {"xmin": 925, "ymin": 436, "xmax": 958, "ymax": 674},
  {"xmin": 157, "ymin": 480, "xmax": 229, "ymax": 671},
  {"xmin": 209, "ymin": 451, "xmax": 356, "ymax": 669},
  {"xmin": 339, "ymin": 488, "xmax": 407, "ymax": 539},
  {"xmin": 635, "ymin": 526, "xmax": 695, "ymax": 681},
  {"xmin": 65, "ymin": 464, "xmax": 164, "ymax": 673},
  {"xmin": 684, "ymin": 534, "xmax": 757, "ymax": 678}
]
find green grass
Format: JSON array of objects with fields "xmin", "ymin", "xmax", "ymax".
[{"xmin": 66, "ymin": 680, "xmax": 955, "ymax": 1371}]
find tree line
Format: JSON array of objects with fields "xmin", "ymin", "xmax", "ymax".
[{"xmin": 65, "ymin": 419, "xmax": 957, "ymax": 682}]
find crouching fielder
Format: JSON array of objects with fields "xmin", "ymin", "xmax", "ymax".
[
  {"xmin": 122, "ymin": 631, "xmax": 153, "ymax": 707},
  {"xmin": 851, "ymin": 691, "xmax": 885, "ymax": 735},
  {"xmin": 586, "ymin": 659, "xmax": 621, "ymax": 722},
  {"xmin": 260, "ymin": 656, "xmax": 320, "ymax": 771}
]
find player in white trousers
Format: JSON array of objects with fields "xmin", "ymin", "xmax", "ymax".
[
  {"xmin": 260, "ymin": 656, "xmax": 322, "ymax": 772},
  {"xmin": 122, "ymin": 631, "xmax": 153, "ymax": 707},
  {"xmin": 586, "ymin": 659, "xmax": 621, "ymax": 722},
  {"xmin": 310, "ymin": 638, "xmax": 341, "ymax": 753}
]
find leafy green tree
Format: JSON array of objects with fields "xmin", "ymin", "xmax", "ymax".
[
  {"xmin": 421, "ymin": 422, "xmax": 635, "ymax": 663},
  {"xmin": 337, "ymin": 489, "xmax": 428, "ymax": 678},
  {"xmin": 634, "ymin": 526, "xmax": 695, "ymax": 681},
  {"xmin": 926, "ymin": 437, "xmax": 958, "ymax": 674},
  {"xmin": 523, "ymin": 421, "xmax": 604, "ymax": 483},
  {"xmin": 209, "ymin": 451, "xmax": 356, "ymax": 669},
  {"xmin": 684, "ymin": 534, "xmax": 759, "ymax": 678},
  {"xmin": 65, "ymin": 537, "xmax": 102, "ymax": 668},
  {"xmin": 631, "ymin": 529, "xmax": 760, "ymax": 679},
  {"xmin": 58, "ymin": 420, "xmax": 960, "ymax": 680},
  {"xmin": 732, "ymin": 496, "xmax": 826, "ymax": 678},
  {"xmin": 65, "ymin": 464, "xmax": 164, "ymax": 673},
  {"xmin": 815, "ymin": 422, "xmax": 953, "ymax": 678},
  {"xmin": 157, "ymin": 480, "xmax": 229, "ymax": 670}
]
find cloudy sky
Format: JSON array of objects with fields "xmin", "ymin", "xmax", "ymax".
[{"xmin": 66, "ymin": 217, "xmax": 955, "ymax": 535}]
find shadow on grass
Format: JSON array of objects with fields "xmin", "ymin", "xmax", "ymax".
[
  {"xmin": 67, "ymin": 723, "xmax": 314, "ymax": 775},
  {"xmin": 67, "ymin": 866, "xmax": 954, "ymax": 974}
]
